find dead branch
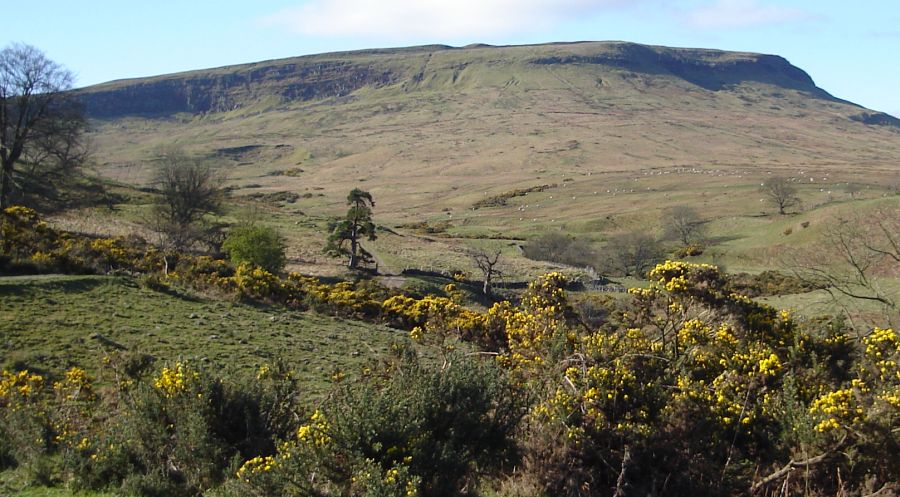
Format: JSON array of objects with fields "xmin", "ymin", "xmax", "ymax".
[{"xmin": 751, "ymin": 435, "xmax": 847, "ymax": 494}]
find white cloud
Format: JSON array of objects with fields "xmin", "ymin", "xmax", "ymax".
[
  {"xmin": 685, "ymin": 0, "xmax": 811, "ymax": 29},
  {"xmin": 261, "ymin": 0, "xmax": 630, "ymax": 39}
]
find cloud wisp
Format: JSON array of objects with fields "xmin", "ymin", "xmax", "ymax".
[
  {"xmin": 260, "ymin": 0, "xmax": 631, "ymax": 40},
  {"xmin": 684, "ymin": 0, "xmax": 812, "ymax": 29}
]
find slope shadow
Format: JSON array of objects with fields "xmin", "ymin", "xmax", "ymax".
[{"xmin": 530, "ymin": 42, "xmax": 846, "ymax": 103}]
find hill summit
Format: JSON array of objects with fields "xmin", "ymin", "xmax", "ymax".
[{"xmin": 79, "ymin": 41, "xmax": 848, "ymax": 118}]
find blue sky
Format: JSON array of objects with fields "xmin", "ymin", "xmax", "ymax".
[{"xmin": 4, "ymin": 1, "xmax": 899, "ymax": 115}]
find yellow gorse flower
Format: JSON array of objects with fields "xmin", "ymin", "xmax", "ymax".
[
  {"xmin": 0, "ymin": 370, "xmax": 44, "ymax": 401},
  {"xmin": 153, "ymin": 363, "xmax": 198, "ymax": 398},
  {"xmin": 296, "ymin": 409, "xmax": 330, "ymax": 447},
  {"xmin": 236, "ymin": 455, "xmax": 277, "ymax": 480}
]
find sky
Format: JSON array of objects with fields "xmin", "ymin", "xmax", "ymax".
[{"xmin": 3, "ymin": 1, "xmax": 899, "ymax": 116}]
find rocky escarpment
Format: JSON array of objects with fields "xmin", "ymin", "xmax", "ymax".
[
  {"xmin": 530, "ymin": 42, "xmax": 826, "ymax": 94},
  {"xmin": 78, "ymin": 41, "xmax": 840, "ymax": 119},
  {"xmin": 850, "ymin": 111, "xmax": 900, "ymax": 128},
  {"xmin": 79, "ymin": 60, "xmax": 401, "ymax": 118}
]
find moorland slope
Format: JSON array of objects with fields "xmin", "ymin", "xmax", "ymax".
[{"xmin": 72, "ymin": 41, "xmax": 900, "ymax": 281}]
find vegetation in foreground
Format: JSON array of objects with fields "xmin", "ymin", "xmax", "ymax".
[{"xmin": 2, "ymin": 206, "xmax": 898, "ymax": 497}]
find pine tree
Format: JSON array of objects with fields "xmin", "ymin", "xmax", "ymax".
[{"xmin": 325, "ymin": 188, "xmax": 376, "ymax": 269}]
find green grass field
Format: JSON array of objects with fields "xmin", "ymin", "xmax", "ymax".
[{"xmin": 0, "ymin": 274, "xmax": 407, "ymax": 393}]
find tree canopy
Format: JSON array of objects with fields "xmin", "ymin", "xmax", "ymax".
[
  {"xmin": 662, "ymin": 205, "xmax": 706, "ymax": 246},
  {"xmin": 0, "ymin": 43, "xmax": 86, "ymax": 209}
]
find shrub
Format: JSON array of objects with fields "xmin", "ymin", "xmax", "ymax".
[
  {"xmin": 63, "ymin": 361, "xmax": 293, "ymax": 496},
  {"xmin": 523, "ymin": 232, "xmax": 595, "ymax": 268},
  {"xmin": 509, "ymin": 262, "xmax": 898, "ymax": 496},
  {"xmin": 0, "ymin": 370, "xmax": 53, "ymax": 477},
  {"xmin": 222, "ymin": 225, "xmax": 286, "ymax": 273},
  {"xmin": 673, "ymin": 243, "xmax": 703, "ymax": 258},
  {"xmin": 237, "ymin": 350, "xmax": 527, "ymax": 497},
  {"xmin": 1, "ymin": 206, "xmax": 164, "ymax": 276},
  {"xmin": 727, "ymin": 270, "xmax": 823, "ymax": 297}
]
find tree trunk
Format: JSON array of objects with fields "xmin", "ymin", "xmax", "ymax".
[
  {"xmin": 349, "ymin": 237, "xmax": 358, "ymax": 268},
  {"xmin": 0, "ymin": 161, "xmax": 11, "ymax": 210}
]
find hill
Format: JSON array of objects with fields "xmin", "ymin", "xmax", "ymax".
[
  {"xmin": 79, "ymin": 41, "xmax": 844, "ymax": 117},
  {"xmin": 71, "ymin": 41, "xmax": 899, "ymax": 283}
]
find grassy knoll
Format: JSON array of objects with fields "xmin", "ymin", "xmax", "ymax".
[{"xmin": 0, "ymin": 274, "xmax": 405, "ymax": 392}]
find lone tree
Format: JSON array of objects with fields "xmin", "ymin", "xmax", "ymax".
[
  {"xmin": 472, "ymin": 249, "xmax": 503, "ymax": 297},
  {"xmin": 1, "ymin": 43, "xmax": 86, "ymax": 209},
  {"xmin": 662, "ymin": 206, "xmax": 706, "ymax": 246},
  {"xmin": 762, "ymin": 177, "xmax": 800, "ymax": 215},
  {"xmin": 149, "ymin": 148, "xmax": 223, "ymax": 251},
  {"xmin": 326, "ymin": 188, "xmax": 376, "ymax": 269}
]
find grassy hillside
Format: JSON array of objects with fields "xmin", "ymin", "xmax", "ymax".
[
  {"xmin": 0, "ymin": 274, "xmax": 405, "ymax": 392},
  {"xmin": 71, "ymin": 42, "xmax": 899, "ymax": 285}
]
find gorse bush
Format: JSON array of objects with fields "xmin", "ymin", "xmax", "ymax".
[
  {"xmin": 0, "ymin": 367, "xmax": 96, "ymax": 485},
  {"xmin": 502, "ymin": 261, "xmax": 899, "ymax": 496},
  {"xmin": 235, "ymin": 349, "xmax": 527, "ymax": 497},
  {"xmin": 0, "ymin": 370, "xmax": 54, "ymax": 476},
  {"xmin": 1, "ymin": 206, "xmax": 163, "ymax": 275},
  {"xmin": 0, "ymin": 356, "xmax": 304, "ymax": 497}
]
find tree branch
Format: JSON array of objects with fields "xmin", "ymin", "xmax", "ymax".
[{"xmin": 751, "ymin": 435, "xmax": 847, "ymax": 493}]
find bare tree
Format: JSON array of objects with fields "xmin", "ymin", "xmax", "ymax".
[
  {"xmin": 149, "ymin": 148, "xmax": 223, "ymax": 252},
  {"xmin": 602, "ymin": 232, "xmax": 665, "ymax": 277},
  {"xmin": 662, "ymin": 206, "xmax": 706, "ymax": 246},
  {"xmin": 472, "ymin": 249, "xmax": 502, "ymax": 297},
  {"xmin": 0, "ymin": 43, "xmax": 85, "ymax": 209},
  {"xmin": 761, "ymin": 177, "xmax": 800, "ymax": 215},
  {"xmin": 787, "ymin": 206, "xmax": 899, "ymax": 327},
  {"xmin": 523, "ymin": 232, "xmax": 595, "ymax": 268}
]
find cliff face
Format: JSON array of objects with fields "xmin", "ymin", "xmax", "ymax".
[
  {"xmin": 532, "ymin": 44, "xmax": 821, "ymax": 93},
  {"xmin": 77, "ymin": 42, "xmax": 836, "ymax": 119},
  {"xmin": 79, "ymin": 60, "xmax": 401, "ymax": 117}
]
